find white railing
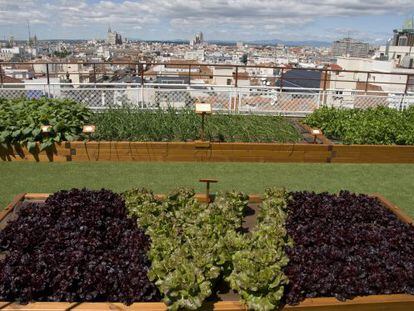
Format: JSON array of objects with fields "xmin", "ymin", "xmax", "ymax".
[{"xmin": 0, "ymin": 83, "xmax": 413, "ymax": 116}]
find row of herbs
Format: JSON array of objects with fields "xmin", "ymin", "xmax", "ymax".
[
  {"xmin": 91, "ymin": 106, "xmax": 301, "ymax": 143},
  {"xmin": 304, "ymin": 106, "xmax": 414, "ymax": 145},
  {"xmin": 0, "ymin": 98, "xmax": 301, "ymax": 149},
  {"xmin": 1, "ymin": 188, "xmax": 414, "ymax": 310}
]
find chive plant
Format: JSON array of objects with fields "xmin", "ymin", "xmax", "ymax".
[{"xmin": 91, "ymin": 107, "xmax": 301, "ymax": 143}]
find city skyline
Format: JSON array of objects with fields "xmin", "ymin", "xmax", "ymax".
[{"xmin": 1, "ymin": 1, "xmax": 414, "ymax": 43}]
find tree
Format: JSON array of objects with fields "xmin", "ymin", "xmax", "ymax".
[
  {"xmin": 240, "ymin": 53, "xmax": 248, "ymax": 65},
  {"xmin": 53, "ymin": 50, "xmax": 71, "ymax": 58}
]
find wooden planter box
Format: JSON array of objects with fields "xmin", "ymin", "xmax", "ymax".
[
  {"xmin": 1, "ymin": 141, "xmax": 414, "ymax": 163},
  {"xmin": 1, "ymin": 193, "xmax": 413, "ymax": 310}
]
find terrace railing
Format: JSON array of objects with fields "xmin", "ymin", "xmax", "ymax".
[
  {"xmin": 0, "ymin": 82, "xmax": 413, "ymax": 116},
  {"xmin": 1, "ymin": 61, "xmax": 414, "ymax": 116}
]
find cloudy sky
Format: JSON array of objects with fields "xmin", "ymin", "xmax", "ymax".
[{"xmin": 1, "ymin": 0, "xmax": 414, "ymax": 42}]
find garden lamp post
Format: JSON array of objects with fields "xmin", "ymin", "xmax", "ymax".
[
  {"xmin": 41, "ymin": 125, "xmax": 52, "ymax": 134},
  {"xmin": 311, "ymin": 128, "xmax": 322, "ymax": 144},
  {"xmin": 195, "ymin": 102, "xmax": 212, "ymax": 142},
  {"xmin": 82, "ymin": 125, "xmax": 96, "ymax": 135},
  {"xmin": 199, "ymin": 178, "xmax": 218, "ymax": 203}
]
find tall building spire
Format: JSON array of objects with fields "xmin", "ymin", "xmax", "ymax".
[
  {"xmin": 27, "ymin": 21, "xmax": 32, "ymax": 46},
  {"xmin": 108, "ymin": 24, "xmax": 112, "ymax": 33}
]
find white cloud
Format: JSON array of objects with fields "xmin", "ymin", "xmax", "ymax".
[{"xmin": 0, "ymin": 0, "xmax": 412, "ymax": 40}]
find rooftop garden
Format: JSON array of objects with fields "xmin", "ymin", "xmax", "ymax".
[
  {"xmin": 1, "ymin": 187, "xmax": 413, "ymax": 309},
  {"xmin": 1, "ymin": 96, "xmax": 414, "ymax": 310}
]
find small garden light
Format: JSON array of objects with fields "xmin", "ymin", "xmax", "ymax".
[
  {"xmin": 195, "ymin": 101, "xmax": 212, "ymax": 141},
  {"xmin": 311, "ymin": 128, "xmax": 323, "ymax": 144},
  {"xmin": 199, "ymin": 178, "xmax": 218, "ymax": 203},
  {"xmin": 195, "ymin": 103, "xmax": 212, "ymax": 114},
  {"xmin": 41, "ymin": 125, "xmax": 52, "ymax": 133},
  {"xmin": 82, "ymin": 125, "xmax": 96, "ymax": 134}
]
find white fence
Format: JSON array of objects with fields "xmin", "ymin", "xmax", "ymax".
[{"xmin": 0, "ymin": 83, "xmax": 413, "ymax": 116}]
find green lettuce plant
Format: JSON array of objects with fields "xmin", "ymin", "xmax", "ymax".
[
  {"xmin": 123, "ymin": 188, "xmax": 249, "ymax": 310},
  {"xmin": 227, "ymin": 188, "xmax": 292, "ymax": 311}
]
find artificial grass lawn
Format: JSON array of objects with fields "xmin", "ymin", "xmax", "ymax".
[{"xmin": 0, "ymin": 162, "xmax": 413, "ymax": 217}]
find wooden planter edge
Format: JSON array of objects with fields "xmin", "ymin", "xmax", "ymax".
[
  {"xmin": 0, "ymin": 193, "xmax": 413, "ymax": 310},
  {"xmin": 2, "ymin": 140, "xmax": 414, "ymax": 163}
]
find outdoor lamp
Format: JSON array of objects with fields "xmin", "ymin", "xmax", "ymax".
[
  {"xmin": 41, "ymin": 125, "xmax": 52, "ymax": 133},
  {"xmin": 311, "ymin": 128, "xmax": 322, "ymax": 144},
  {"xmin": 195, "ymin": 102, "xmax": 212, "ymax": 141},
  {"xmin": 199, "ymin": 178, "xmax": 218, "ymax": 203},
  {"xmin": 82, "ymin": 125, "xmax": 96, "ymax": 134},
  {"xmin": 195, "ymin": 103, "xmax": 212, "ymax": 114}
]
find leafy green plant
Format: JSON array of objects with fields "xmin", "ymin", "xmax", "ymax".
[
  {"xmin": 304, "ymin": 106, "xmax": 414, "ymax": 145},
  {"xmin": 227, "ymin": 188, "xmax": 292, "ymax": 311},
  {"xmin": 123, "ymin": 188, "xmax": 249, "ymax": 310},
  {"xmin": 92, "ymin": 107, "xmax": 301, "ymax": 143},
  {"xmin": 0, "ymin": 98, "xmax": 92, "ymax": 151}
]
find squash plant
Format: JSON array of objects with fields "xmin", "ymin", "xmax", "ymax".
[{"xmin": 0, "ymin": 98, "xmax": 92, "ymax": 151}]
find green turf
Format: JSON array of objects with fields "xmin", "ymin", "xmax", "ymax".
[{"xmin": 0, "ymin": 162, "xmax": 413, "ymax": 217}]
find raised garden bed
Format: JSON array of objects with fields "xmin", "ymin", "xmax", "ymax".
[
  {"xmin": 1, "ymin": 190, "xmax": 413, "ymax": 310},
  {"xmin": 2, "ymin": 141, "xmax": 414, "ymax": 163},
  {"xmin": 1, "ymin": 98, "xmax": 413, "ymax": 163}
]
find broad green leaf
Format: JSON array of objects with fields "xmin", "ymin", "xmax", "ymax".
[
  {"xmin": 40, "ymin": 140, "xmax": 54, "ymax": 151},
  {"xmin": 27, "ymin": 141, "xmax": 37, "ymax": 152}
]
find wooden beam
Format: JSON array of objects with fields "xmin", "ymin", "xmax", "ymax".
[
  {"xmin": 373, "ymin": 194, "xmax": 414, "ymax": 225},
  {"xmin": 0, "ymin": 193, "xmax": 26, "ymax": 222},
  {"xmin": 24, "ymin": 193, "xmax": 51, "ymax": 200}
]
